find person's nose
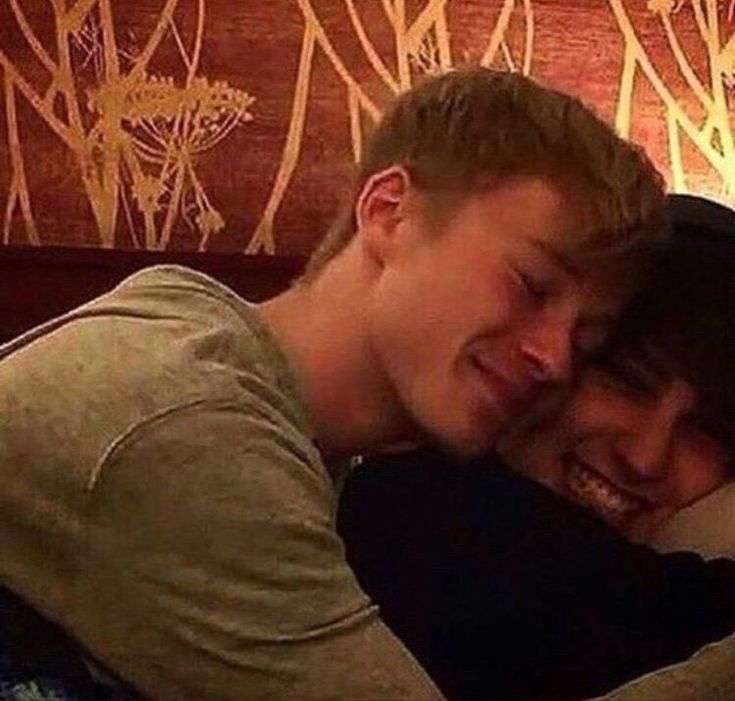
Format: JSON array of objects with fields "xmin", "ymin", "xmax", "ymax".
[
  {"xmin": 519, "ymin": 315, "xmax": 573, "ymax": 385},
  {"xmin": 612, "ymin": 381, "xmax": 694, "ymax": 482}
]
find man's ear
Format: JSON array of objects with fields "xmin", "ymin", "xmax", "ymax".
[{"xmin": 355, "ymin": 166, "xmax": 412, "ymax": 267}]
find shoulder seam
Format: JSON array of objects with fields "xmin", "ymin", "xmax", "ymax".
[{"xmin": 86, "ymin": 397, "xmax": 250, "ymax": 491}]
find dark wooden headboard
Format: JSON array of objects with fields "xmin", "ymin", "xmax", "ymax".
[{"xmin": 0, "ymin": 247, "xmax": 305, "ymax": 343}]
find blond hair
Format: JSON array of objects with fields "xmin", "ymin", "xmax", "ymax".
[{"xmin": 302, "ymin": 67, "xmax": 666, "ymax": 282}]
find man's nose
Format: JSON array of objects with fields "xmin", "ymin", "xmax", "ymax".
[
  {"xmin": 613, "ymin": 416, "xmax": 673, "ymax": 482},
  {"xmin": 519, "ymin": 316, "xmax": 573, "ymax": 385},
  {"xmin": 612, "ymin": 382, "xmax": 694, "ymax": 482}
]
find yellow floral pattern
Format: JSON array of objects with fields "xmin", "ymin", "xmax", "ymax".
[
  {"xmin": 612, "ymin": 0, "xmax": 735, "ymax": 201},
  {"xmin": 1, "ymin": 0, "xmax": 255, "ymax": 251},
  {"xmin": 0, "ymin": 1, "xmax": 734, "ymax": 254}
]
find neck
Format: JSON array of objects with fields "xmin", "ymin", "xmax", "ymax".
[{"xmin": 256, "ymin": 249, "xmax": 421, "ymax": 461}]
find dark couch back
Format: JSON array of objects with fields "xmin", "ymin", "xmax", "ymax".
[{"xmin": 0, "ymin": 247, "xmax": 304, "ymax": 343}]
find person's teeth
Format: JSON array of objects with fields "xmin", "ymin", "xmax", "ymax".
[{"xmin": 565, "ymin": 459, "xmax": 643, "ymax": 521}]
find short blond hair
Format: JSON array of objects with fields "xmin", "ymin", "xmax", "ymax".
[{"xmin": 302, "ymin": 67, "xmax": 666, "ymax": 282}]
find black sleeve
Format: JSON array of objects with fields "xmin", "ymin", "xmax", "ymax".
[{"xmin": 337, "ymin": 449, "xmax": 735, "ymax": 700}]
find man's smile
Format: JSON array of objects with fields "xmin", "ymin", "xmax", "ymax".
[{"xmin": 561, "ymin": 452, "xmax": 649, "ymax": 524}]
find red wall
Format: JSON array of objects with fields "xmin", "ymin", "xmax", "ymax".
[{"xmin": 1, "ymin": 1, "xmax": 733, "ymax": 255}]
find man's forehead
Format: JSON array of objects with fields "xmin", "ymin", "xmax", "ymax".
[{"xmin": 603, "ymin": 338, "xmax": 672, "ymax": 382}]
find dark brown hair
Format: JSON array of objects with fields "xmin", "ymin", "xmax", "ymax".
[{"xmin": 602, "ymin": 195, "xmax": 735, "ymax": 456}]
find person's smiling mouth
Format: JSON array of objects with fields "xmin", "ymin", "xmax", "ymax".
[
  {"xmin": 469, "ymin": 354, "xmax": 539, "ymax": 424},
  {"xmin": 561, "ymin": 452, "xmax": 650, "ymax": 524}
]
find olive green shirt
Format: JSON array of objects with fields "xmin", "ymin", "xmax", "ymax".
[{"xmin": 0, "ymin": 266, "xmax": 440, "ymax": 699}]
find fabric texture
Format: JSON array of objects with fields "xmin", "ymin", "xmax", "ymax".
[
  {"xmin": 0, "ymin": 265, "xmax": 440, "ymax": 700},
  {"xmin": 338, "ymin": 449, "xmax": 735, "ymax": 700},
  {"xmin": 652, "ymin": 482, "xmax": 735, "ymax": 560},
  {"xmin": 601, "ymin": 632, "xmax": 735, "ymax": 700}
]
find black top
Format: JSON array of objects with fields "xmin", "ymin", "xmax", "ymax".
[{"xmin": 337, "ymin": 449, "xmax": 735, "ymax": 700}]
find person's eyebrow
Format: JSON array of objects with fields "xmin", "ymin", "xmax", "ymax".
[
  {"xmin": 602, "ymin": 343, "xmax": 670, "ymax": 390},
  {"xmin": 635, "ymin": 338, "xmax": 675, "ymax": 382},
  {"xmin": 580, "ymin": 312, "xmax": 616, "ymax": 333},
  {"xmin": 527, "ymin": 237, "xmax": 578, "ymax": 277}
]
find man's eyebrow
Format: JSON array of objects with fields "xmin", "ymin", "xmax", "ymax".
[
  {"xmin": 603, "ymin": 343, "xmax": 670, "ymax": 387},
  {"xmin": 527, "ymin": 238, "xmax": 578, "ymax": 277},
  {"xmin": 581, "ymin": 313, "xmax": 616, "ymax": 331}
]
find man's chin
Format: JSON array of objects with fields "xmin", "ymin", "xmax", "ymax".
[
  {"xmin": 418, "ymin": 425, "xmax": 496, "ymax": 462},
  {"xmin": 620, "ymin": 509, "xmax": 675, "ymax": 544},
  {"xmin": 440, "ymin": 433, "xmax": 499, "ymax": 462}
]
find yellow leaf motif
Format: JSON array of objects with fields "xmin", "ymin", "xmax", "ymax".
[
  {"xmin": 611, "ymin": 0, "xmax": 735, "ymax": 201},
  {"xmin": 132, "ymin": 175, "xmax": 162, "ymax": 215},
  {"xmin": 88, "ymin": 74, "xmax": 255, "ymax": 156},
  {"xmin": 722, "ymin": 39, "xmax": 735, "ymax": 87},
  {"xmin": 646, "ymin": 0, "xmax": 682, "ymax": 15},
  {"xmin": 196, "ymin": 208, "xmax": 225, "ymax": 236}
]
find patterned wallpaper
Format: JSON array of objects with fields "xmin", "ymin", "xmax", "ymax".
[{"xmin": 1, "ymin": 0, "xmax": 734, "ymax": 254}]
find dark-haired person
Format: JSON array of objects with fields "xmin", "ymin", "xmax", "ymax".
[
  {"xmin": 0, "ymin": 69, "xmax": 666, "ymax": 698},
  {"xmin": 338, "ymin": 193, "xmax": 735, "ymax": 700}
]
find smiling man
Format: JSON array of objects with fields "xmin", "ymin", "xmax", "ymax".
[
  {"xmin": 0, "ymin": 68, "xmax": 666, "ymax": 699},
  {"xmin": 506, "ymin": 344, "xmax": 730, "ymax": 542},
  {"xmin": 338, "ymin": 195, "xmax": 735, "ymax": 699},
  {"xmin": 265, "ymin": 173, "xmax": 636, "ymax": 461},
  {"xmin": 505, "ymin": 195, "xmax": 735, "ymax": 543}
]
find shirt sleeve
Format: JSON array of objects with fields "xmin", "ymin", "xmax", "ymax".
[
  {"xmin": 71, "ymin": 401, "xmax": 442, "ymax": 700},
  {"xmin": 599, "ymin": 632, "xmax": 735, "ymax": 701}
]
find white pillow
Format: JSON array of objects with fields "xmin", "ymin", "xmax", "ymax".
[{"xmin": 650, "ymin": 482, "xmax": 735, "ymax": 560}]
